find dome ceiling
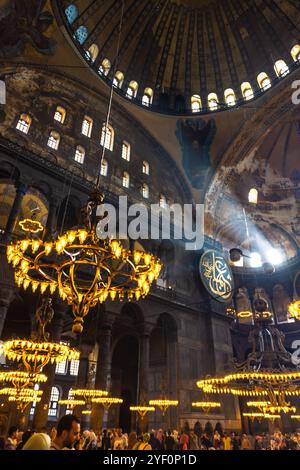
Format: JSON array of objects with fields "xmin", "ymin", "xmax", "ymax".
[
  {"xmin": 205, "ymin": 108, "xmax": 300, "ymax": 268},
  {"xmin": 58, "ymin": 0, "xmax": 300, "ymax": 114}
]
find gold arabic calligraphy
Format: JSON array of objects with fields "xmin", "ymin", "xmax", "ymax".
[{"xmin": 202, "ymin": 252, "xmax": 232, "ymax": 300}]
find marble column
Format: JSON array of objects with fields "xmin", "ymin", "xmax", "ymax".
[
  {"xmin": 4, "ymin": 183, "xmax": 27, "ymax": 240},
  {"xmin": 167, "ymin": 339, "xmax": 179, "ymax": 431},
  {"xmin": 0, "ymin": 284, "xmax": 15, "ymax": 338},
  {"xmin": 90, "ymin": 320, "xmax": 113, "ymax": 432},
  {"xmin": 32, "ymin": 300, "xmax": 67, "ymax": 431},
  {"xmin": 138, "ymin": 328, "xmax": 151, "ymax": 431}
]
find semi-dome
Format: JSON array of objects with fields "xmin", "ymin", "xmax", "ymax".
[{"xmin": 57, "ymin": 0, "xmax": 300, "ymax": 114}]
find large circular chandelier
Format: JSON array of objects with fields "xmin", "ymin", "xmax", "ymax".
[
  {"xmin": 0, "ymin": 387, "xmax": 43, "ymax": 412},
  {"xmin": 3, "ymin": 298, "xmax": 80, "ymax": 375},
  {"xmin": 7, "ymin": 192, "xmax": 161, "ymax": 333},
  {"xmin": 3, "ymin": 339, "xmax": 79, "ymax": 373},
  {"xmin": 197, "ymin": 298, "xmax": 300, "ymax": 416}
]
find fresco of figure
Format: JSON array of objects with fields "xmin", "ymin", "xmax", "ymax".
[
  {"xmin": 176, "ymin": 119, "xmax": 216, "ymax": 189},
  {"xmin": 0, "ymin": 0, "xmax": 56, "ymax": 57}
]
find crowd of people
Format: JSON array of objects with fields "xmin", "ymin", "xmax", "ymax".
[{"xmin": 1, "ymin": 414, "xmax": 300, "ymax": 450}]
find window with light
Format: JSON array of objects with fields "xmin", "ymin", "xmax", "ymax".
[
  {"xmin": 142, "ymin": 161, "xmax": 149, "ymax": 175},
  {"xmin": 82, "ymin": 116, "xmax": 93, "ymax": 137},
  {"xmin": 274, "ymin": 60, "xmax": 289, "ymax": 77},
  {"xmin": 208, "ymin": 93, "xmax": 218, "ymax": 111},
  {"xmin": 122, "ymin": 172, "xmax": 130, "ymax": 188},
  {"xmin": 16, "ymin": 114, "xmax": 31, "ymax": 134},
  {"xmin": 142, "ymin": 88, "xmax": 153, "ymax": 106},
  {"xmin": 257, "ymin": 72, "xmax": 271, "ymax": 90},
  {"xmin": 191, "ymin": 95, "xmax": 202, "ymax": 113},
  {"xmin": 54, "ymin": 106, "xmax": 66, "ymax": 124},
  {"xmin": 48, "ymin": 386, "xmax": 60, "ymax": 417},
  {"xmin": 70, "ymin": 359, "xmax": 79, "ymax": 376},
  {"xmin": 47, "ymin": 131, "xmax": 60, "ymax": 150},
  {"xmin": 74, "ymin": 145, "xmax": 85, "ymax": 164},
  {"xmin": 100, "ymin": 124, "xmax": 114, "ymax": 151},
  {"xmin": 122, "ymin": 141, "xmax": 130, "ymax": 161},
  {"xmin": 241, "ymin": 82, "xmax": 254, "ymax": 100}
]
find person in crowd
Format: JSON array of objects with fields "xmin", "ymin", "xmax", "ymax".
[
  {"xmin": 223, "ymin": 432, "xmax": 232, "ymax": 450},
  {"xmin": 23, "ymin": 433, "xmax": 51, "ymax": 451},
  {"xmin": 179, "ymin": 429, "xmax": 189, "ymax": 450},
  {"xmin": 189, "ymin": 430, "xmax": 199, "ymax": 450},
  {"xmin": 4, "ymin": 426, "xmax": 18, "ymax": 450},
  {"xmin": 149, "ymin": 429, "xmax": 164, "ymax": 450},
  {"xmin": 201, "ymin": 431, "xmax": 213, "ymax": 450},
  {"xmin": 231, "ymin": 432, "xmax": 241, "ymax": 450},
  {"xmin": 84, "ymin": 431, "xmax": 97, "ymax": 450},
  {"xmin": 165, "ymin": 430, "xmax": 176, "ymax": 450},
  {"xmin": 113, "ymin": 428, "xmax": 126, "ymax": 450},
  {"xmin": 50, "ymin": 414, "xmax": 80, "ymax": 450},
  {"xmin": 16, "ymin": 430, "xmax": 34, "ymax": 450},
  {"xmin": 241, "ymin": 434, "xmax": 251, "ymax": 450},
  {"xmin": 213, "ymin": 430, "xmax": 223, "ymax": 450},
  {"xmin": 133, "ymin": 433, "xmax": 152, "ymax": 450},
  {"xmin": 101, "ymin": 429, "xmax": 112, "ymax": 450},
  {"xmin": 127, "ymin": 432, "xmax": 138, "ymax": 450}
]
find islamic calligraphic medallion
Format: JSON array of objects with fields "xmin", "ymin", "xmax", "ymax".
[{"xmin": 199, "ymin": 250, "xmax": 233, "ymax": 302}]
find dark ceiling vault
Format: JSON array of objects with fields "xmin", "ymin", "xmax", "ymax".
[{"xmin": 57, "ymin": 0, "xmax": 300, "ymax": 114}]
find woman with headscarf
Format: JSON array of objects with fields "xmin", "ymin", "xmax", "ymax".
[{"xmin": 22, "ymin": 433, "xmax": 51, "ymax": 450}]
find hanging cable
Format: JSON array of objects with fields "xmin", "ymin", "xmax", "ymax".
[{"xmin": 96, "ymin": 0, "xmax": 125, "ymax": 190}]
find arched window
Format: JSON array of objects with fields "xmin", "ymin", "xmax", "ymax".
[
  {"xmin": 48, "ymin": 386, "xmax": 60, "ymax": 417},
  {"xmin": 257, "ymin": 72, "xmax": 271, "ymax": 90},
  {"xmin": 74, "ymin": 145, "xmax": 85, "ymax": 164},
  {"xmin": 82, "ymin": 116, "xmax": 93, "ymax": 137},
  {"xmin": 113, "ymin": 71, "xmax": 124, "ymax": 88},
  {"xmin": 142, "ymin": 88, "xmax": 153, "ymax": 107},
  {"xmin": 142, "ymin": 160, "xmax": 149, "ymax": 175},
  {"xmin": 208, "ymin": 93, "xmax": 219, "ymax": 111},
  {"xmin": 99, "ymin": 58, "xmax": 111, "ymax": 76},
  {"xmin": 29, "ymin": 383, "xmax": 40, "ymax": 416},
  {"xmin": 65, "ymin": 4, "xmax": 78, "ymax": 24},
  {"xmin": 291, "ymin": 45, "xmax": 300, "ymax": 62},
  {"xmin": 100, "ymin": 123, "xmax": 114, "ymax": 151},
  {"xmin": 142, "ymin": 183, "xmax": 149, "ymax": 199},
  {"xmin": 70, "ymin": 359, "xmax": 79, "ymax": 376},
  {"xmin": 86, "ymin": 43, "xmax": 99, "ymax": 62},
  {"xmin": 54, "ymin": 106, "xmax": 66, "ymax": 124},
  {"xmin": 248, "ymin": 188, "xmax": 258, "ymax": 205},
  {"xmin": 122, "ymin": 171, "xmax": 130, "ymax": 188},
  {"xmin": 55, "ymin": 358, "xmax": 67, "ymax": 374},
  {"xmin": 127, "ymin": 80, "xmax": 138, "ymax": 99},
  {"xmin": 74, "ymin": 25, "xmax": 88, "ymax": 45},
  {"xmin": 241, "ymin": 82, "xmax": 254, "ymax": 100},
  {"xmin": 224, "ymin": 88, "xmax": 236, "ymax": 106},
  {"xmin": 122, "ymin": 141, "xmax": 130, "ymax": 161},
  {"xmin": 16, "ymin": 113, "xmax": 31, "ymax": 134},
  {"xmin": 274, "ymin": 59, "xmax": 289, "ymax": 77},
  {"xmin": 159, "ymin": 194, "xmax": 167, "ymax": 207},
  {"xmin": 47, "ymin": 131, "xmax": 60, "ymax": 150},
  {"xmin": 100, "ymin": 159, "xmax": 108, "ymax": 176},
  {"xmin": 191, "ymin": 95, "xmax": 202, "ymax": 113}
]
